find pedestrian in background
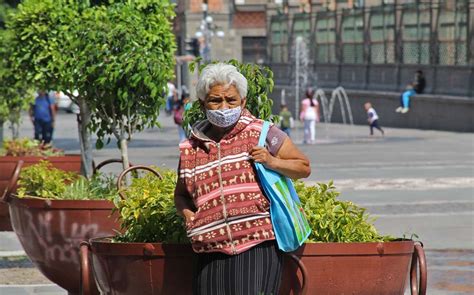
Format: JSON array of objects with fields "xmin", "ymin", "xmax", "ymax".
[
  {"xmin": 396, "ymin": 70, "xmax": 425, "ymax": 114},
  {"xmin": 173, "ymin": 88, "xmax": 190, "ymax": 143},
  {"xmin": 300, "ymin": 87, "xmax": 320, "ymax": 144},
  {"xmin": 166, "ymin": 80, "xmax": 178, "ymax": 115},
  {"xmin": 29, "ymin": 90, "xmax": 56, "ymax": 144},
  {"xmin": 279, "ymin": 104, "xmax": 293, "ymax": 136},
  {"xmin": 413, "ymin": 70, "xmax": 426, "ymax": 94},
  {"xmin": 365, "ymin": 102, "xmax": 384, "ymax": 136}
]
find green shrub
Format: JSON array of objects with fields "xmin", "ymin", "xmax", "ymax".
[
  {"xmin": 296, "ymin": 181, "xmax": 393, "ymax": 243},
  {"xmin": 111, "ymin": 166, "xmax": 391, "ymax": 244},
  {"xmin": 1, "ymin": 138, "xmax": 64, "ymax": 157},
  {"xmin": 17, "ymin": 161, "xmax": 77, "ymax": 199},
  {"xmin": 62, "ymin": 174, "xmax": 117, "ymax": 200},
  {"xmin": 113, "ymin": 168, "xmax": 187, "ymax": 244},
  {"xmin": 17, "ymin": 160, "xmax": 117, "ymax": 200}
]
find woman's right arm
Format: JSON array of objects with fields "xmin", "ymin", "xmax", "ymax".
[{"xmin": 174, "ymin": 178, "xmax": 196, "ymax": 222}]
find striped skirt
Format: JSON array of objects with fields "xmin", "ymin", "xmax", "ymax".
[{"xmin": 193, "ymin": 240, "xmax": 283, "ymax": 295}]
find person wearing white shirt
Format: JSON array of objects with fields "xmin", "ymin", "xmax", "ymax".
[{"xmin": 364, "ymin": 102, "xmax": 384, "ymax": 136}]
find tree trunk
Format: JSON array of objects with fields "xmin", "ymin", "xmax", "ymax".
[
  {"xmin": 10, "ymin": 122, "xmax": 19, "ymax": 139},
  {"xmin": 119, "ymin": 137, "xmax": 131, "ymax": 185},
  {"xmin": 77, "ymin": 96, "xmax": 93, "ymax": 178},
  {"xmin": 119, "ymin": 137, "xmax": 130, "ymax": 171},
  {"xmin": 8, "ymin": 111, "xmax": 20, "ymax": 139},
  {"xmin": 0, "ymin": 120, "xmax": 3, "ymax": 145}
]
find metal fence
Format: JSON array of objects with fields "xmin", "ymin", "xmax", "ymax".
[{"xmin": 268, "ymin": 0, "xmax": 473, "ymax": 97}]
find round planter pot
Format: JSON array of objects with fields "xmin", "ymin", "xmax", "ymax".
[
  {"xmin": 0, "ymin": 154, "xmax": 81, "ymax": 231},
  {"xmin": 82, "ymin": 239, "xmax": 425, "ymax": 295},
  {"xmin": 7, "ymin": 195, "xmax": 119, "ymax": 295},
  {"xmin": 280, "ymin": 241, "xmax": 426, "ymax": 295},
  {"xmin": 82, "ymin": 239, "xmax": 195, "ymax": 295}
]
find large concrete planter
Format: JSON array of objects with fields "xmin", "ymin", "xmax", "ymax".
[
  {"xmin": 0, "ymin": 154, "xmax": 81, "ymax": 231},
  {"xmin": 1, "ymin": 160, "xmax": 121, "ymax": 295}
]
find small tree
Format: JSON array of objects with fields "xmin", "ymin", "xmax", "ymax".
[
  {"xmin": 67, "ymin": 0, "xmax": 176, "ymax": 169},
  {"xmin": 0, "ymin": 3, "xmax": 32, "ymax": 142},
  {"xmin": 9, "ymin": 0, "xmax": 176, "ymax": 173}
]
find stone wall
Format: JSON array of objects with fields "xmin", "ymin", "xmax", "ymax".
[{"xmin": 271, "ymin": 86, "xmax": 474, "ymax": 132}]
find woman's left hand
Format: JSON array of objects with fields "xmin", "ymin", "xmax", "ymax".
[{"xmin": 249, "ymin": 146, "xmax": 276, "ymax": 168}]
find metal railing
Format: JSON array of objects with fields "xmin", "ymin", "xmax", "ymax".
[{"xmin": 268, "ymin": 0, "xmax": 473, "ymax": 97}]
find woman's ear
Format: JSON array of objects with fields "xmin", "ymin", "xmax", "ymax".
[{"xmin": 241, "ymin": 97, "xmax": 247, "ymax": 109}]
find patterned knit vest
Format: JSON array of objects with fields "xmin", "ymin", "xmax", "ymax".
[{"xmin": 178, "ymin": 109, "xmax": 275, "ymax": 255}]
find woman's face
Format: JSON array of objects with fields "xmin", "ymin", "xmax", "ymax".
[{"xmin": 202, "ymin": 84, "xmax": 246, "ymax": 111}]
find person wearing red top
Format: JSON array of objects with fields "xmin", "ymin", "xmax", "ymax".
[{"xmin": 174, "ymin": 63, "xmax": 311, "ymax": 295}]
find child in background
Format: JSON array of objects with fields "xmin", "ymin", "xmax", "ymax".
[
  {"xmin": 364, "ymin": 102, "xmax": 384, "ymax": 136},
  {"xmin": 279, "ymin": 104, "xmax": 293, "ymax": 136}
]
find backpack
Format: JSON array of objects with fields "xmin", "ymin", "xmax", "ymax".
[{"xmin": 173, "ymin": 107, "xmax": 184, "ymax": 125}]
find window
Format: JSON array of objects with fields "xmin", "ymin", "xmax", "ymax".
[
  {"xmin": 401, "ymin": 5, "xmax": 431, "ymax": 64},
  {"xmin": 270, "ymin": 16, "xmax": 289, "ymax": 63},
  {"xmin": 242, "ymin": 37, "xmax": 267, "ymax": 64},
  {"xmin": 437, "ymin": 1, "xmax": 468, "ymax": 65},
  {"xmin": 314, "ymin": 12, "xmax": 337, "ymax": 63},
  {"xmin": 341, "ymin": 12, "xmax": 365, "ymax": 63},
  {"xmin": 369, "ymin": 6, "xmax": 395, "ymax": 64}
]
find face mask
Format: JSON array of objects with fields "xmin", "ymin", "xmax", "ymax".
[{"xmin": 206, "ymin": 106, "xmax": 242, "ymax": 128}]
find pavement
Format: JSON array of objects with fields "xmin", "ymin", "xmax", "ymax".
[{"xmin": 0, "ymin": 111, "xmax": 473, "ymax": 294}]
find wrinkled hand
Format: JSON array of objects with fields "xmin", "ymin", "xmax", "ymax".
[
  {"xmin": 249, "ymin": 146, "xmax": 276, "ymax": 168},
  {"xmin": 183, "ymin": 209, "xmax": 195, "ymax": 226}
]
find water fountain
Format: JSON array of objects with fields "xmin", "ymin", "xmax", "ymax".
[{"xmin": 313, "ymin": 86, "xmax": 355, "ymax": 141}]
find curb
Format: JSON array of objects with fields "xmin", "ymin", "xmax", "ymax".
[
  {"xmin": 0, "ymin": 284, "xmax": 65, "ymax": 294},
  {"xmin": 0, "ymin": 251, "xmax": 25, "ymax": 258}
]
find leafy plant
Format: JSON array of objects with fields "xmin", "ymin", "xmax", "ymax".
[
  {"xmin": 295, "ymin": 181, "xmax": 393, "ymax": 243},
  {"xmin": 0, "ymin": 6, "xmax": 33, "ymax": 138},
  {"xmin": 8, "ymin": 0, "xmax": 176, "ymax": 175},
  {"xmin": 1, "ymin": 138, "xmax": 64, "ymax": 156},
  {"xmin": 17, "ymin": 160, "xmax": 117, "ymax": 200},
  {"xmin": 17, "ymin": 160, "xmax": 77, "ymax": 199},
  {"xmin": 113, "ymin": 167, "xmax": 187, "ymax": 244},
  {"xmin": 62, "ymin": 173, "xmax": 117, "ymax": 200},
  {"xmin": 183, "ymin": 59, "xmax": 279, "ymax": 130},
  {"xmin": 110, "ymin": 167, "xmax": 393, "ymax": 244}
]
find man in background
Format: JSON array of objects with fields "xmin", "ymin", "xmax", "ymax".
[{"xmin": 29, "ymin": 90, "xmax": 56, "ymax": 144}]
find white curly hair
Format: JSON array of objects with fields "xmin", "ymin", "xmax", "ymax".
[{"xmin": 196, "ymin": 63, "xmax": 248, "ymax": 101}]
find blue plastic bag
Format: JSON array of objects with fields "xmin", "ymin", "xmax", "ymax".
[{"xmin": 254, "ymin": 121, "xmax": 311, "ymax": 252}]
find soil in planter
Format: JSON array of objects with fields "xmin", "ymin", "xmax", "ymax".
[{"xmin": 0, "ymin": 256, "xmax": 53, "ymax": 285}]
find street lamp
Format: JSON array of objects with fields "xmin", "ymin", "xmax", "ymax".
[{"xmin": 195, "ymin": 0, "xmax": 225, "ymax": 62}]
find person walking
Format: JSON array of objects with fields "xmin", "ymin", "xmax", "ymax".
[
  {"xmin": 300, "ymin": 87, "xmax": 320, "ymax": 144},
  {"xmin": 174, "ymin": 63, "xmax": 311, "ymax": 295},
  {"xmin": 165, "ymin": 80, "xmax": 178, "ymax": 115},
  {"xmin": 365, "ymin": 102, "xmax": 384, "ymax": 136},
  {"xmin": 173, "ymin": 89, "xmax": 190, "ymax": 143},
  {"xmin": 279, "ymin": 104, "xmax": 293, "ymax": 136},
  {"xmin": 29, "ymin": 90, "xmax": 56, "ymax": 144}
]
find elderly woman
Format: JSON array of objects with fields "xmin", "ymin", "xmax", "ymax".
[{"xmin": 174, "ymin": 63, "xmax": 311, "ymax": 295}]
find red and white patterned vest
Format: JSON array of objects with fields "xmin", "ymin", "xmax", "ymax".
[{"xmin": 178, "ymin": 109, "xmax": 275, "ymax": 255}]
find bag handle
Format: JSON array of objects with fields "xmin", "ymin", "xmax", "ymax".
[{"xmin": 258, "ymin": 121, "xmax": 271, "ymax": 147}]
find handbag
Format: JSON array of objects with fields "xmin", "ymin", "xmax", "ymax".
[{"xmin": 254, "ymin": 121, "xmax": 311, "ymax": 252}]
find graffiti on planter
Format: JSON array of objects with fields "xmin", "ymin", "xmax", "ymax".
[{"xmin": 23, "ymin": 210, "xmax": 100, "ymax": 263}]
